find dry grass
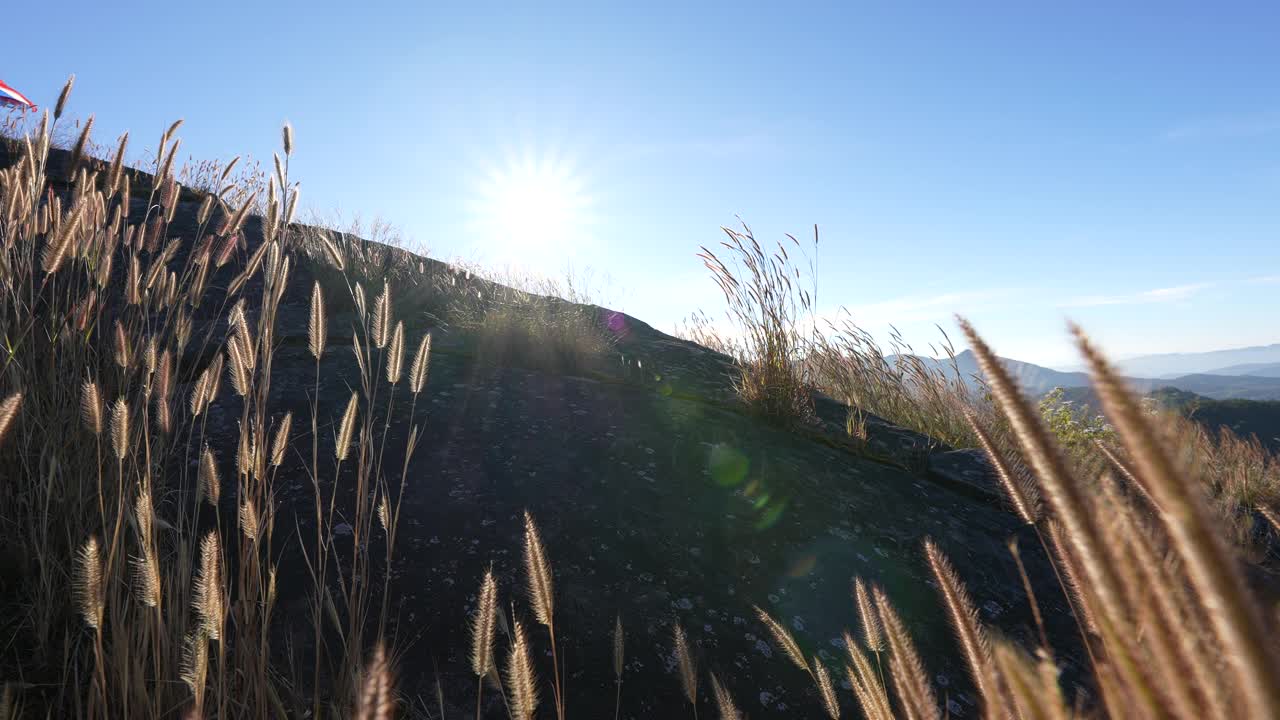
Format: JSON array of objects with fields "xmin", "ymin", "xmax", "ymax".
[
  {"xmin": 688, "ymin": 221, "xmax": 1279, "ymax": 558},
  {"xmin": 0, "ymin": 80, "xmax": 419, "ymax": 717},
  {"xmin": 294, "ymin": 214, "xmax": 442, "ymax": 326},
  {"xmin": 687, "ymin": 222, "xmax": 819, "ymax": 424},
  {"xmin": 708, "ymin": 672, "xmax": 740, "ymax": 720},
  {"xmin": 445, "ymin": 264, "xmax": 618, "ymax": 375},
  {"xmin": 685, "ymin": 222, "xmax": 989, "ymax": 445},
  {"xmin": 296, "ymin": 223, "xmax": 617, "ymax": 376},
  {"xmin": 1166, "ymin": 414, "xmax": 1280, "ymax": 551},
  {"xmin": 813, "ymin": 320, "xmax": 988, "ymax": 449},
  {"xmin": 746, "ymin": 318, "xmax": 1280, "ymax": 720},
  {"xmin": 462, "ymin": 296, "xmax": 614, "ymax": 373}
]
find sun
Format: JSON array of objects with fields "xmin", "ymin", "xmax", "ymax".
[{"xmin": 469, "ymin": 147, "xmax": 592, "ymax": 265}]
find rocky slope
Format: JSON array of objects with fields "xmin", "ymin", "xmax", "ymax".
[
  {"xmin": 7, "ymin": 145, "xmax": 1082, "ymax": 718},
  {"xmin": 251, "ymin": 224, "xmax": 1080, "ymax": 718}
]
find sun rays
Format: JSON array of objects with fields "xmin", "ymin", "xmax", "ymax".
[{"xmin": 468, "ymin": 145, "xmax": 593, "ymax": 268}]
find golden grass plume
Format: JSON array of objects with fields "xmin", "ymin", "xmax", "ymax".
[
  {"xmin": 270, "ymin": 411, "xmax": 293, "ymax": 467},
  {"xmin": 74, "ymin": 536, "xmax": 103, "ymax": 630},
  {"xmin": 195, "ymin": 531, "xmax": 223, "ymax": 641},
  {"xmin": 874, "ymin": 585, "xmax": 940, "ymax": 720},
  {"xmin": 522, "ymin": 511, "xmax": 554, "ymax": 627},
  {"xmin": 80, "ymin": 381, "xmax": 102, "ymax": 435},
  {"xmin": 199, "ymin": 444, "xmax": 221, "ymax": 506},
  {"xmin": 709, "ymin": 672, "xmax": 740, "ymax": 720},
  {"xmin": 373, "ymin": 283, "xmax": 392, "ymax": 349},
  {"xmin": 853, "ymin": 577, "xmax": 883, "ymax": 653},
  {"xmin": 309, "ymin": 281, "xmax": 326, "ymax": 359},
  {"xmin": 470, "ymin": 569, "xmax": 498, "ymax": 678},
  {"xmin": 753, "ymin": 605, "xmax": 808, "ymax": 674},
  {"xmin": 672, "ymin": 622, "xmax": 697, "ymax": 706},
  {"xmin": 386, "ymin": 321, "xmax": 404, "ymax": 384},
  {"xmin": 0, "ymin": 393, "xmax": 23, "ymax": 447},
  {"xmin": 109, "ymin": 396, "xmax": 129, "ymax": 460},
  {"xmin": 336, "ymin": 391, "xmax": 359, "ymax": 462},
  {"xmin": 506, "ymin": 620, "xmax": 539, "ymax": 720},
  {"xmin": 409, "ymin": 332, "xmax": 432, "ymax": 394}
]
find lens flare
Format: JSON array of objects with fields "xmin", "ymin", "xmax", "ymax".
[{"xmin": 469, "ymin": 146, "xmax": 592, "ymax": 267}]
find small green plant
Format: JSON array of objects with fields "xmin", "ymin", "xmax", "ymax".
[{"xmin": 1039, "ymin": 386, "xmax": 1118, "ymax": 452}]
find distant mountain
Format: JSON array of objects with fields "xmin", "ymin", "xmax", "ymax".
[
  {"xmin": 894, "ymin": 350, "xmax": 1090, "ymax": 395},
  {"xmin": 1201, "ymin": 361, "xmax": 1280, "ymax": 378},
  {"xmin": 949, "ymin": 350, "xmax": 1095, "ymax": 394},
  {"xmin": 1158, "ymin": 373, "xmax": 1280, "ymax": 399},
  {"xmin": 897, "ymin": 350, "xmax": 1280, "ymax": 401},
  {"xmin": 1089, "ymin": 343, "xmax": 1280, "ymax": 379}
]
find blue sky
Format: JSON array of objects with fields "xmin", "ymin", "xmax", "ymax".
[{"xmin": 4, "ymin": 1, "xmax": 1277, "ymax": 367}]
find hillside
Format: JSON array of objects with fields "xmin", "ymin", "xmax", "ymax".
[
  {"xmin": 1057, "ymin": 386, "xmax": 1280, "ymax": 451},
  {"xmin": 5, "ymin": 111, "xmax": 1280, "ymax": 719},
  {"xmin": 0, "ymin": 143, "xmax": 1087, "ymax": 717}
]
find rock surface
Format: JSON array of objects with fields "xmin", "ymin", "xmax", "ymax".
[
  {"xmin": 243, "ymin": 338, "xmax": 1077, "ymax": 718},
  {"xmin": 253, "ymin": 250, "xmax": 1079, "ymax": 718}
]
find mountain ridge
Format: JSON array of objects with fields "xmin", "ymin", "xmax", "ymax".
[
  {"xmin": 1059, "ymin": 343, "xmax": 1280, "ymax": 378},
  {"xmin": 897, "ymin": 349, "xmax": 1280, "ymax": 401},
  {"xmin": 1202, "ymin": 361, "xmax": 1280, "ymax": 378}
]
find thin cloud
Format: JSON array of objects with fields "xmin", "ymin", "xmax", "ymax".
[
  {"xmin": 1061, "ymin": 282, "xmax": 1212, "ymax": 308},
  {"xmin": 1246, "ymin": 274, "xmax": 1280, "ymax": 285},
  {"xmin": 840, "ymin": 289, "xmax": 1017, "ymax": 326}
]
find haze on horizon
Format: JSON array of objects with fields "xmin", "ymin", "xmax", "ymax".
[{"xmin": 3, "ymin": 1, "xmax": 1276, "ymax": 368}]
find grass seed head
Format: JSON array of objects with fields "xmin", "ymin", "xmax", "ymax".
[
  {"xmin": 506, "ymin": 621, "xmax": 539, "ymax": 720},
  {"xmin": 54, "ymin": 74, "xmax": 74, "ymax": 120},
  {"xmin": 109, "ymin": 397, "xmax": 129, "ymax": 460},
  {"xmin": 471, "ymin": 569, "xmax": 499, "ymax": 677},
  {"xmin": 195, "ymin": 532, "xmax": 223, "ymax": 641},
  {"xmin": 0, "ymin": 393, "xmax": 23, "ymax": 446},
  {"xmin": 673, "ymin": 622, "xmax": 698, "ymax": 705},
  {"xmin": 80, "ymin": 381, "xmax": 102, "ymax": 435},
  {"xmin": 270, "ymin": 412, "xmax": 293, "ymax": 467},
  {"xmin": 336, "ymin": 392, "xmax": 359, "ymax": 461},
  {"xmin": 409, "ymin": 332, "xmax": 432, "ymax": 394},
  {"xmin": 853, "ymin": 577, "xmax": 883, "ymax": 653},
  {"xmin": 309, "ymin": 281, "xmax": 326, "ymax": 359},
  {"xmin": 74, "ymin": 536, "xmax": 103, "ymax": 629},
  {"xmin": 710, "ymin": 672, "xmax": 741, "ymax": 720},
  {"xmin": 753, "ymin": 605, "xmax": 808, "ymax": 673},
  {"xmin": 522, "ymin": 511, "xmax": 555, "ymax": 627},
  {"xmin": 199, "ymin": 444, "xmax": 221, "ymax": 506}
]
